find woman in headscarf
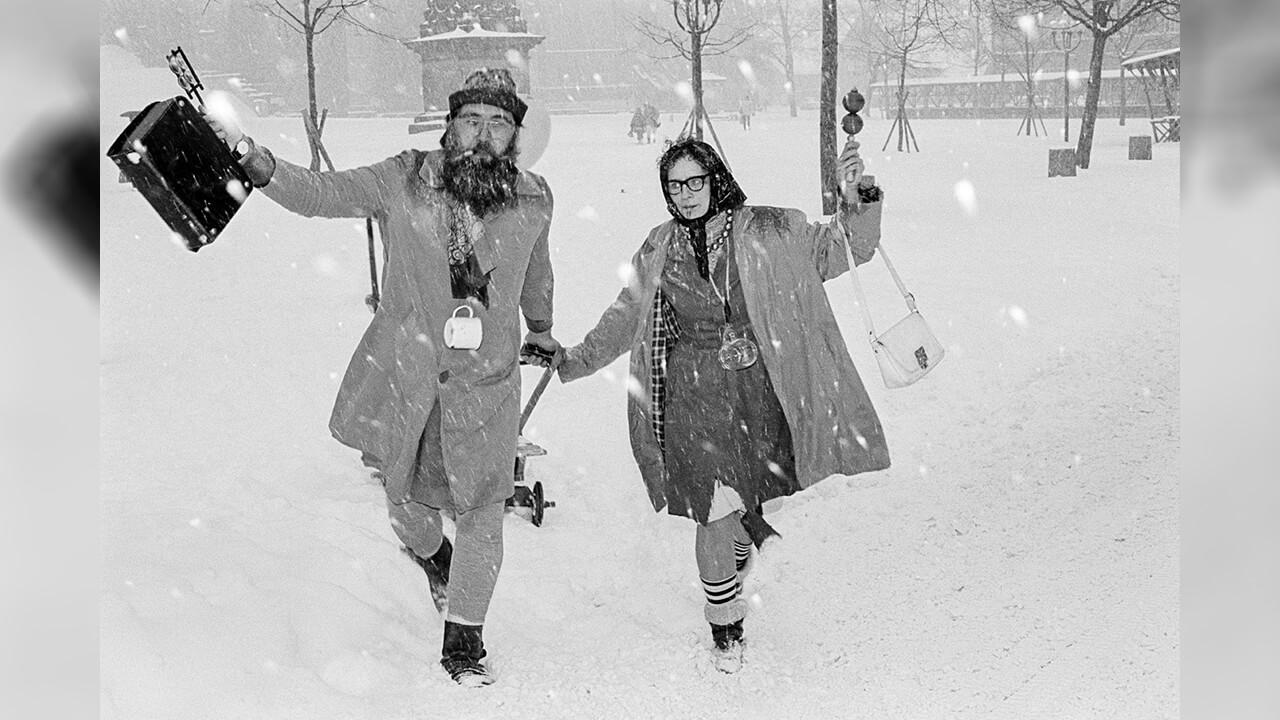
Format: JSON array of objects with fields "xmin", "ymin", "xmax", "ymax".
[{"xmin": 557, "ymin": 138, "xmax": 890, "ymax": 672}]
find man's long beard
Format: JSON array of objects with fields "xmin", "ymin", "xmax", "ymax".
[{"xmin": 441, "ymin": 132, "xmax": 520, "ymax": 217}]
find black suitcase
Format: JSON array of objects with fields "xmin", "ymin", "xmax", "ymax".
[{"xmin": 107, "ymin": 95, "xmax": 252, "ymax": 252}]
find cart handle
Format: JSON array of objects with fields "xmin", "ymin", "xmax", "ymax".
[{"xmin": 519, "ymin": 364, "xmax": 555, "ymax": 434}]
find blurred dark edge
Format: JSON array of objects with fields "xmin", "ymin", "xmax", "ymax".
[
  {"xmin": 10, "ymin": 115, "xmax": 101, "ymax": 287},
  {"xmin": 1182, "ymin": 3, "xmax": 1280, "ymax": 720},
  {"xmin": 0, "ymin": 0, "xmax": 99, "ymax": 718}
]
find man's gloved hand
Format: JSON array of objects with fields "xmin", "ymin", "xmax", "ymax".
[
  {"xmin": 202, "ymin": 110, "xmax": 274, "ymax": 188},
  {"xmin": 521, "ymin": 330, "xmax": 563, "ymax": 368}
]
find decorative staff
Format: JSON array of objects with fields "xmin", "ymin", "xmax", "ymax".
[
  {"xmin": 840, "ymin": 87, "xmax": 882, "ymax": 204},
  {"xmin": 166, "ymin": 46, "xmax": 206, "ymax": 110}
]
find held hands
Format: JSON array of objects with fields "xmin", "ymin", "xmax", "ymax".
[{"xmin": 521, "ymin": 330, "xmax": 564, "ymax": 369}]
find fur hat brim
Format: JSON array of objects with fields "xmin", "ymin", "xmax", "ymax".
[{"xmin": 448, "ymin": 88, "xmax": 528, "ymax": 126}]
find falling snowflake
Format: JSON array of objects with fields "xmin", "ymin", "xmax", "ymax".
[
  {"xmin": 1007, "ymin": 305, "xmax": 1029, "ymax": 327},
  {"xmin": 674, "ymin": 81, "xmax": 693, "ymax": 104},
  {"xmin": 226, "ymin": 180, "xmax": 248, "ymax": 203},
  {"xmin": 312, "ymin": 254, "xmax": 339, "ymax": 276},
  {"xmin": 1018, "ymin": 15, "xmax": 1039, "ymax": 39},
  {"xmin": 953, "ymin": 179, "xmax": 978, "ymax": 217}
]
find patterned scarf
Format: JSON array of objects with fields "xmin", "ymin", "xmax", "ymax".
[{"xmin": 446, "ymin": 199, "xmax": 489, "ymax": 307}]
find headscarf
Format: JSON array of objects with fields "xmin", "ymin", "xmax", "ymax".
[{"xmin": 657, "ymin": 139, "xmax": 747, "ymax": 280}]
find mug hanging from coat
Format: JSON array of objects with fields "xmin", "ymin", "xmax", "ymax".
[{"xmin": 443, "ymin": 305, "xmax": 483, "ymax": 349}]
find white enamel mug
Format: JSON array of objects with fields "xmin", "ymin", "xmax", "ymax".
[{"xmin": 443, "ymin": 305, "xmax": 483, "ymax": 349}]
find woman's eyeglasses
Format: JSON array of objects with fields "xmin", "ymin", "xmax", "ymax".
[{"xmin": 665, "ymin": 174, "xmax": 709, "ymax": 195}]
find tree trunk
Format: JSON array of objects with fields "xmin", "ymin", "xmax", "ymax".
[
  {"xmin": 785, "ymin": 54, "xmax": 797, "ymax": 118},
  {"xmin": 780, "ymin": 4, "xmax": 797, "ymax": 117},
  {"xmin": 973, "ymin": 0, "xmax": 981, "ymax": 75},
  {"xmin": 691, "ymin": 29, "xmax": 704, "ymax": 141},
  {"xmin": 1119, "ymin": 63, "xmax": 1127, "ymax": 125},
  {"xmin": 1074, "ymin": 33, "xmax": 1108, "ymax": 169},
  {"xmin": 896, "ymin": 54, "xmax": 908, "ymax": 151},
  {"xmin": 305, "ymin": 11, "xmax": 321, "ymax": 171},
  {"xmin": 819, "ymin": 0, "xmax": 838, "ymax": 214}
]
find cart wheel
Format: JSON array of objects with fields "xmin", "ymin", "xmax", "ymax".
[{"xmin": 532, "ymin": 481, "xmax": 545, "ymax": 527}]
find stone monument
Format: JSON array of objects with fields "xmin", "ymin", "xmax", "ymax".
[{"xmin": 404, "ymin": 2, "xmax": 544, "ymax": 133}]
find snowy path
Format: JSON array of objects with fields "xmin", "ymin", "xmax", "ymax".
[{"xmin": 101, "ymin": 51, "xmax": 1177, "ymax": 720}]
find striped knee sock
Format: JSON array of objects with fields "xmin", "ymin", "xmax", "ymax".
[
  {"xmin": 734, "ymin": 539, "xmax": 753, "ymax": 593},
  {"xmin": 701, "ymin": 574, "xmax": 739, "ymax": 612},
  {"xmin": 734, "ymin": 539, "xmax": 752, "ymax": 572}
]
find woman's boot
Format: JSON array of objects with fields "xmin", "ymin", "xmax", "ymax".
[
  {"xmin": 709, "ymin": 619, "xmax": 745, "ymax": 674},
  {"xmin": 705, "ymin": 597, "xmax": 747, "ymax": 674}
]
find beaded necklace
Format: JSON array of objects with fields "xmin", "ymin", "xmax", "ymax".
[
  {"xmin": 707, "ymin": 209, "xmax": 736, "ymax": 323},
  {"xmin": 704, "ymin": 207, "xmax": 734, "ymax": 262}
]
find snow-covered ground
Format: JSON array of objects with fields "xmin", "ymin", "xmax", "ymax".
[{"xmin": 100, "ymin": 47, "xmax": 1178, "ymax": 719}]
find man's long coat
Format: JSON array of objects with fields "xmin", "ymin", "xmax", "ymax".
[{"xmin": 263, "ymin": 149, "xmax": 554, "ymax": 511}]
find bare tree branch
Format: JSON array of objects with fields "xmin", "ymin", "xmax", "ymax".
[
  {"xmin": 272, "ymin": 0, "xmax": 305, "ymax": 30},
  {"xmin": 336, "ymin": 14, "xmax": 402, "ymax": 42},
  {"xmin": 635, "ymin": 18, "xmax": 695, "ymax": 60}
]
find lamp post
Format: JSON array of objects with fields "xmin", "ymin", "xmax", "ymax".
[{"xmin": 1050, "ymin": 25, "xmax": 1082, "ymax": 142}]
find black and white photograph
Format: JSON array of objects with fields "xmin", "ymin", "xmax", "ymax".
[
  {"xmin": 0, "ymin": 0, "xmax": 1270, "ymax": 717},
  {"xmin": 99, "ymin": 0, "xmax": 1182, "ymax": 716}
]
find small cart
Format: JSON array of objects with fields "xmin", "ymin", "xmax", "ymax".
[{"xmin": 504, "ymin": 359, "xmax": 557, "ymax": 526}]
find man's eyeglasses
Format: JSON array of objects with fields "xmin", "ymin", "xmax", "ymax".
[
  {"xmin": 457, "ymin": 114, "xmax": 516, "ymax": 134},
  {"xmin": 665, "ymin": 174, "xmax": 710, "ymax": 195}
]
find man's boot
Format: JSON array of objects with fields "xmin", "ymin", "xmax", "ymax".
[
  {"xmin": 402, "ymin": 537, "xmax": 451, "ymax": 615},
  {"xmin": 441, "ymin": 621, "xmax": 492, "ymax": 687}
]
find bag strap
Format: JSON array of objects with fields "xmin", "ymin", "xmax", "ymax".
[
  {"xmin": 836, "ymin": 206, "xmax": 917, "ymax": 342},
  {"xmin": 843, "ymin": 234, "xmax": 878, "ymax": 339},
  {"xmin": 876, "ymin": 244, "xmax": 918, "ymax": 312}
]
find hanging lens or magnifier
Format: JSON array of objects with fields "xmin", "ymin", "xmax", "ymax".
[{"xmin": 717, "ymin": 324, "xmax": 759, "ymax": 371}]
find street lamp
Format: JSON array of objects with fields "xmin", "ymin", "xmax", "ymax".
[{"xmin": 1049, "ymin": 25, "xmax": 1083, "ymax": 142}]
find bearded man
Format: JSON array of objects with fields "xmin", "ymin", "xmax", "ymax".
[{"xmin": 206, "ymin": 68, "xmax": 560, "ymax": 687}]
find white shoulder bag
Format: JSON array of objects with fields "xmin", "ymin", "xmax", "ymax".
[{"xmin": 842, "ymin": 237, "xmax": 945, "ymax": 389}]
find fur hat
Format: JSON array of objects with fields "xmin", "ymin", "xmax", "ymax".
[{"xmin": 448, "ymin": 68, "xmax": 528, "ymax": 125}]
